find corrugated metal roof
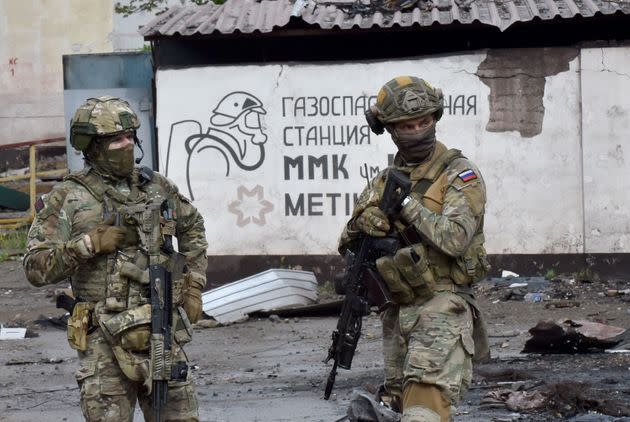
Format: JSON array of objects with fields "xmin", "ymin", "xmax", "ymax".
[{"xmin": 140, "ymin": 0, "xmax": 630, "ymax": 37}]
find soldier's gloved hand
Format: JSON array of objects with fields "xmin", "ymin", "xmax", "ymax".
[
  {"xmin": 183, "ymin": 271, "xmax": 205, "ymax": 324},
  {"xmin": 400, "ymin": 192, "xmax": 423, "ymax": 224},
  {"xmin": 86, "ymin": 217, "xmax": 126, "ymax": 255},
  {"xmin": 354, "ymin": 206, "xmax": 390, "ymax": 237}
]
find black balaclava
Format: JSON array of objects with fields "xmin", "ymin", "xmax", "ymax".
[{"xmin": 389, "ymin": 120, "xmax": 437, "ymax": 165}]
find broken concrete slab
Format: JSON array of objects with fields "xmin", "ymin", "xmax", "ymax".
[{"xmin": 523, "ymin": 320, "xmax": 626, "ymax": 353}]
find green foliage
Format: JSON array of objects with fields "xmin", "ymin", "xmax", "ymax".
[
  {"xmin": 0, "ymin": 228, "xmax": 28, "ymax": 261},
  {"xmin": 573, "ymin": 267, "xmax": 600, "ymax": 283},
  {"xmin": 544, "ymin": 268, "xmax": 557, "ymax": 280},
  {"xmin": 0, "ymin": 229, "xmax": 28, "ymax": 251},
  {"xmin": 115, "ymin": 0, "xmax": 223, "ymax": 16},
  {"xmin": 317, "ymin": 281, "xmax": 335, "ymax": 296}
]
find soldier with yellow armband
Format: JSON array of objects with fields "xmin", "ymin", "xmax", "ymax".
[
  {"xmin": 23, "ymin": 96, "xmax": 208, "ymax": 422},
  {"xmin": 339, "ymin": 76, "xmax": 490, "ymax": 422}
]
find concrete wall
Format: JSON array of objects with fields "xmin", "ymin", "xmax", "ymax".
[
  {"xmin": 155, "ymin": 46, "xmax": 630, "ymax": 256},
  {"xmin": 581, "ymin": 47, "xmax": 630, "ymax": 254},
  {"xmin": 0, "ymin": 0, "xmax": 114, "ymax": 146},
  {"xmin": 0, "ymin": 0, "xmax": 171, "ymax": 147}
]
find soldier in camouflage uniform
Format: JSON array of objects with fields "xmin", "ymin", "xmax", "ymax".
[
  {"xmin": 339, "ymin": 77, "xmax": 490, "ymax": 422},
  {"xmin": 23, "ymin": 96, "xmax": 208, "ymax": 421}
]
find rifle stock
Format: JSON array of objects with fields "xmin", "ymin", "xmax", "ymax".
[{"xmin": 323, "ymin": 169, "xmax": 411, "ymax": 400}]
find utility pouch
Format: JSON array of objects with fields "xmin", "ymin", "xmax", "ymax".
[
  {"xmin": 105, "ymin": 253, "xmax": 133, "ymax": 312},
  {"xmin": 451, "ymin": 233, "xmax": 491, "ymax": 285},
  {"xmin": 67, "ymin": 302, "xmax": 92, "ymax": 351},
  {"xmin": 376, "ymin": 256, "xmax": 414, "ymax": 305},
  {"xmin": 100, "ymin": 304, "xmax": 152, "ymax": 352},
  {"xmin": 393, "ymin": 244, "xmax": 436, "ymax": 299}
]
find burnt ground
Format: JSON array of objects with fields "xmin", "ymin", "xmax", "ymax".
[{"xmin": 1, "ymin": 259, "xmax": 630, "ymax": 422}]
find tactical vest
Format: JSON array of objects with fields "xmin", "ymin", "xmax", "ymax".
[
  {"xmin": 65, "ymin": 168, "xmax": 183, "ymax": 310},
  {"xmin": 397, "ymin": 148, "xmax": 490, "ymax": 287}
]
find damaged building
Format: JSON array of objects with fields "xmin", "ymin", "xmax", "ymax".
[{"xmin": 136, "ymin": 0, "xmax": 630, "ymax": 284}]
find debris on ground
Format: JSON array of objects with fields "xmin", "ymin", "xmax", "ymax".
[
  {"xmin": 6, "ymin": 357, "xmax": 64, "ymax": 365},
  {"xmin": 522, "ymin": 320, "xmax": 626, "ymax": 353},
  {"xmin": 202, "ymin": 268, "xmax": 318, "ymax": 324},
  {"xmin": 0, "ymin": 324, "xmax": 26, "ymax": 339},
  {"xmin": 195, "ymin": 318, "xmax": 222, "ymax": 329},
  {"xmin": 524, "ymin": 293, "xmax": 551, "ymax": 303},
  {"xmin": 546, "ymin": 381, "xmax": 630, "ymax": 418},
  {"xmin": 344, "ymin": 388, "xmax": 400, "ymax": 422}
]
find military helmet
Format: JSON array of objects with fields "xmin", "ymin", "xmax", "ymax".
[
  {"xmin": 373, "ymin": 76, "xmax": 444, "ymax": 125},
  {"xmin": 70, "ymin": 96, "xmax": 140, "ymax": 151}
]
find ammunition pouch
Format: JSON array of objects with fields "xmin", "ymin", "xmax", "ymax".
[
  {"xmin": 100, "ymin": 304, "xmax": 152, "ymax": 352},
  {"xmin": 450, "ymin": 232, "xmax": 491, "ymax": 285},
  {"xmin": 393, "ymin": 244, "xmax": 436, "ymax": 298},
  {"xmin": 376, "ymin": 243, "xmax": 438, "ymax": 305},
  {"xmin": 99, "ymin": 304, "xmax": 194, "ymax": 354},
  {"xmin": 67, "ymin": 302, "xmax": 95, "ymax": 351},
  {"xmin": 376, "ymin": 256, "xmax": 414, "ymax": 305}
]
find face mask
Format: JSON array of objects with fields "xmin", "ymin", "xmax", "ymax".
[
  {"xmin": 89, "ymin": 141, "xmax": 135, "ymax": 178},
  {"xmin": 391, "ymin": 123, "xmax": 436, "ymax": 164}
]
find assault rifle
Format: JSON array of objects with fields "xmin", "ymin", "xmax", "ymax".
[
  {"xmin": 324, "ymin": 169, "xmax": 411, "ymax": 400},
  {"xmin": 147, "ymin": 200, "xmax": 187, "ymax": 422}
]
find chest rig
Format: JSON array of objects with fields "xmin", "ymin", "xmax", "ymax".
[
  {"xmin": 66, "ymin": 168, "xmax": 181, "ymax": 312},
  {"xmin": 395, "ymin": 147, "xmax": 489, "ymax": 287}
]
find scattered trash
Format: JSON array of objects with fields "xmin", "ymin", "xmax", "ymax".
[
  {"xmin": 544, "ymin": 300, "xmax": 580, "ymax": 309},
  {"xmin": 33, "ymin": 314, "xmax": 68, "ymax": 330},
  {"xmin": 508, "ymin": 283, "xmax": 528, "ymax": 288},
  {"xmin": 547, "ymin": 382, "xmax": 630, "ymax": 418},
  {"xmin": 202, "ymin": 269, "xmax": 318, "ymax": 324},
  {"xmin": 524, "ymin": 293, "xmax": 551, "ymax": 303},
  {"xmin": 505, "ymin": 390, "xmax": 547, "ymax": 412},
  {"xmin": 6, "ymin": 357, "xmax": 64, "ymax": 365},
  {"xmin": 502, "ymin": 270, "xmax": 520, "ymax": 278},
  {"xmin": 604, "ymin": 289, "xmax": 630, "ymax": 297},
  {"xmin": 0, "ymin": 324, "xmax": 26, "ymax": 340},
  {"xmin": 523, "ymin": 320, "xmax": 626, "ymax": 353}
]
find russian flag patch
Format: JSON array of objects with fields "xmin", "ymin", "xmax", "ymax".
[{"xmin": 458, "ymin": 169, "xmax": 477, "ymax": 182}]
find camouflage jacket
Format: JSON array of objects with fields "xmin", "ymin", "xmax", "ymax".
[
  {"xmin": 23, "ymin": 166, "xmax": 208, "ymax": 302},
  {"xmin": 339, "ymin": 141, "xmax": 486, "ymax": 264}
]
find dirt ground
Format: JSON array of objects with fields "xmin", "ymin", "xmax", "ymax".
[{"xmin": 1, "ymin": 259, "xmax": 630, "ymax": 422}]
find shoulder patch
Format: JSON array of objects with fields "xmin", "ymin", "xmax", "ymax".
[
  {"xmin": 457, "ymin": 169, "xmax": 477, "ymax": 182},
  {"xmin": 35, "ymin": 196, "xmax": 45, "ymax": 213}
]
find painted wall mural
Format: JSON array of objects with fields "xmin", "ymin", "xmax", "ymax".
[{"xmin": 157, "ymin": 52, "xmax": 588, "ymax": 256}]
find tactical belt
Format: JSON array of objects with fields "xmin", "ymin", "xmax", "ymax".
[{"xmin": 433, "ymin": 280, "xmax": 473, "ymax": 295}]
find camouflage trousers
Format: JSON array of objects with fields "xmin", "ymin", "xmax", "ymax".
[
  {"xmin": 382, "ymin": 291, "xmax": 475, "ymax": 412},
  {"xmin": 74, "ymin": 329, "xmax": 199, "ymax": 422}
]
